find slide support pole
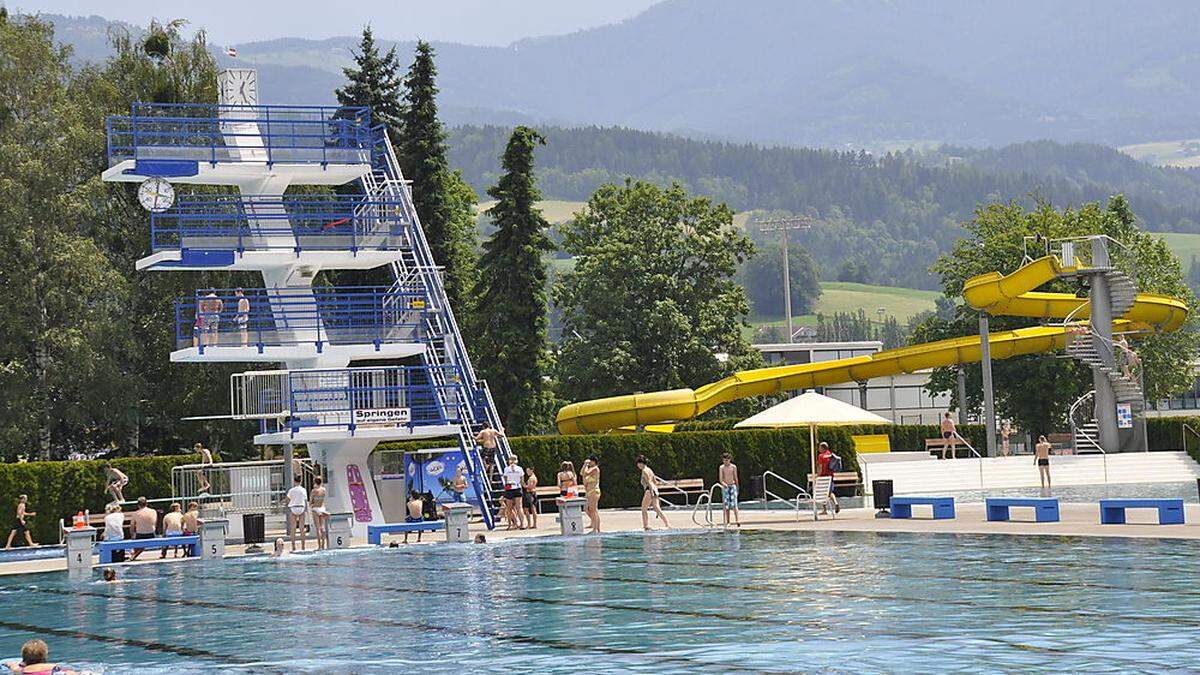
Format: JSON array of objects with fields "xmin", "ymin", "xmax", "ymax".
[{"xmin": 980, "ymin": 314, "xmax": 997, "ymax": 458}]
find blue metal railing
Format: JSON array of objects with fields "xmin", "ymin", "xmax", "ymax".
[
  {"xmin": 150, "ymin": 194, "xmax": 411, "ymax": 254},
  {"xmin": 282, "ymin": 365, "xmax": 466, "ymax": 435},
  {"xmin": 107, "ymin": 103, "xmax": 373, "ymax": 167},
  {"xmin": 178, "ymin": 285, "xmax": 430, "ymax": 352}
]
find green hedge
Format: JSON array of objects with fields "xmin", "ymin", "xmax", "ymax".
[
  {"xmin": 0, "ymin": 455, "xmax": 201, "ymax": 544},
  {"xmin": 673, "ymin": 421, "xmax": 987, "ymax": 453},
  {"xmin": 380, "ymin": 428, "xmax": 858, "ymax": 510}
]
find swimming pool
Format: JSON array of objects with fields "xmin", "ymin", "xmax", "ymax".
[{"xmin": 3, "ymin": 529, "xmax": 1199, "ymax": 672}]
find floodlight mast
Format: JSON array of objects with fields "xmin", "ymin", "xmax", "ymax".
[{"xmin": 756, "ymin": 216, "xmax": 813, "ymax": 342}]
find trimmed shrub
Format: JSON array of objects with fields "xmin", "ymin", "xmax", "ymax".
[
  {"xmin": 379, "ymin": 428, "xmax": 858, "ymax": 510},
  {"xmin": 0, "ymin": 455, "xmax": 201, "ymax": 543}
]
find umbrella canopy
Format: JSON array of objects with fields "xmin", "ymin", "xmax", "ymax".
[{"xmin": 734, "ymin": 390, "xmax": 893, "ymax": 428}]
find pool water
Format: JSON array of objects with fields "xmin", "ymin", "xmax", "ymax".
[{"xmin": 3, "ymin": 529, "xmax": 1199, "ymax": 673}]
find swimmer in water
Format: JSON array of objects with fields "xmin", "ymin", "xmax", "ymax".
[
  {"xmin": 271, "ymin": 538, "xmax": 286, "ymax": 558},
  {"xmin": 3, "ymin": 639, "xmax": 78, "ymax": 674},
  {"xmin": 101, "ymin": 568, "xmax": 117, "ymax": 583},
  {"xmin": 474, "ymin": 534, "xmax": 487, "ymax": 544}
]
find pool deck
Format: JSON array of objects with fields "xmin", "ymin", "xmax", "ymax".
[{"xmin": 6, "ymin": 500, "xmax": 1200, "ymax": 576}]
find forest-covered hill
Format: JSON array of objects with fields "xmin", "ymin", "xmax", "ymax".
[{"xmin": 452, "ymin": 126, "xmax": 1200, "ymax": 289}]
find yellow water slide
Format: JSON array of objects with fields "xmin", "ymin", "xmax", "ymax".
[{"xmin": 555, "ymin": 255, "xmax": 1188, "ymax": 435}]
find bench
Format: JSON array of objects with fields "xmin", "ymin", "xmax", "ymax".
[
  {"xmin": 1099, "ymin": 498, "xmax": 1185, "ymax": 525},
  {"xmin": 367, "ymin": 521, "xmax": 443, "ymax": 545},
  {"xmin": 807, "ymin": 471, "xmax": 862, "ymax": 496},
  {"xmin": 986, "ymin": 497, "xmax": 1060, "ymax": 523},
  {"xmin": 657, "ymin": 478, "xmax": 706, "ymax": 506},
  {"xmin": 924, "ymin": 437, "xmax": 966, "ymax": 458},
  {"xmin": 890, "ymin": 496, "xmax": 955, "ymax": 520},
  {"xmin": 98, "ymin": 535, "xmax": 198, "ymax": 563}
]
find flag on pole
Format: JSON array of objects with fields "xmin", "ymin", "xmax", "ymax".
[{"xmin": 226, "ymin": 46, "xmax": 238, "ymax": 58}]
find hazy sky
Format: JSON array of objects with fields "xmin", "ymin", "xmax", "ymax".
[{"xmin": 10, "ymin": 0, "xmax": 665, "ymax": 45}]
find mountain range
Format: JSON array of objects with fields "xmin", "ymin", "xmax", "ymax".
[{"xmin": 38, "ymin": 0, "xmax": 1200, "ymax": 149}]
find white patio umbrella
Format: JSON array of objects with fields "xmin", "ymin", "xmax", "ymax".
[{"xmin": 735, "ymin": 390, "xmax": 892, "ymax": 519}]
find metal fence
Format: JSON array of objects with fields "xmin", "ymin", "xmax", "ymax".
[
  {"xmin": 107, "ymin": 103, "xmax": 374, "ymax": 166},
  {"xmin": 177, "ymin": 285, "xmax": 429, "ymax": 351},
  {"xmin": 150, "ymin": 194, "xmax": 412, "ymax": 253},
  {"xmin": 170, "ymin": 458, "xmax": 323, "ymax": 514}
]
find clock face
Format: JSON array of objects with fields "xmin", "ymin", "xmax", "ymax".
[
  {"xmin": 218, "ymin": 69, "xmax": 258, "ymax": 107},
  {"xmin": 137, "ymin": 177, "xmax": 175, "ymax": 213}
]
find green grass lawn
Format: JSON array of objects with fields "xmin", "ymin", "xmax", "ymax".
[
  {"xmin": 1119, "ymin": 139, "xmax": 1200, "ymax": 168},
  {"xmin": 1157, "ymin": 232, "xmax": 1200, "ymax": 267},
  {"xmin": 750, "ymin": 281, "xmax": 941, "ymax": 331}
]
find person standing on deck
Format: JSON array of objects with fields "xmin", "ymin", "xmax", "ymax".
[
  {"xmin": 556, "ymin": 461, "xmax": 577, "ymax": 498},
  {"xmin": 310, "ymin": 477, "xmax": 329, "ymax": 550},
  {"xmin": 636, "ymin": 455, "xmax": 670, "ymax": 531},
  {"xmin": 523, "ymin": 466, "xmax": 540, "ymax": 530},
  {"xmin": 286, "ymin": 476, "xmax": 308, "ymax": 552},
  {"xmin": 1000, "ymin": 421, "xmax": 1013, "ymax": 457},
  {"xmin": 718, "ymin": 453, "xmax": 741, "ymax": 527},
  {"xmin": 501, "ymin": 455, "xmax": 526, "ymax": 530},
  {"xmin": 235, "ymin": 288, "xmax": 250, "ymax": 347},
  {"xmin": 816, "ymin": 442, "xmax": 841, "ymax": 515},
  {"xmin": 451, "ymin": 466, "xmax": 468, "ymax": 503},
  {"xmin": 4, "ymin": 495, "xmax": 36, "ymax": 549},
  {"xmin": 581, "ymin": 457, "xmax": 601, "ymax": 533},
  {"xmin": 940, "ymin": 412, "xmax": 958, "ymax": 459},
  {"xmin": 1035, "ymin": 435, "xmax": 1053, "ymax": 491},
  {"xmin": 102, "ymin": 504, "xmax": 126, "ymax": 563}
]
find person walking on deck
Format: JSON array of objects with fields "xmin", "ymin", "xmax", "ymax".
[
  {"xmin": 1035, "ymin": 435, "xmax": 1053, "ymax": 490},
  {"xmin": 718, "ymin": 453, "xmax": 741, "ymax": 527},
  {"xmin": 636, "ymin": 455, "xmax": 670, "ymax": 531},
  {"xmin": 4, "ymin": 495, "xmax": 36, "ymax": 549},
  {"xmin": 940, "ymin": 412, "xmax": 958, "ymax": 459},
  {"xmin": 816, "ymin": 443, "xmax": 841, "ymax": 515}
]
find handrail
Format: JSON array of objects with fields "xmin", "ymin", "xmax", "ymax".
[
  {"xmin": 760, "ymin": 470, "xmax": 809, "ymax": 519},
  {"xmin": 1183, "ymin": 423, "xmax": 1200, "ymax": 456},
  {"xmin": 952, "ymin": 431, "xmax": 982, "ymax": 458},
  {"xmin": 691, "ymin": 484, "xmax": 724, "ymax": 528}
]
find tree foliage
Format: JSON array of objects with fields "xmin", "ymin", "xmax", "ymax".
[
  {"xmin": 398, "ymin": 41, "xmax": 478, "ymax": 313},
  {"xmin": 335, "ymin": 25, "xmax": 404, "ymax": 141},
  {"xmin": 737, "ymin": 241, "xmax": 821, "ymax": 316},
  {"xmin": 915, "ymin": 196, "xmax": 1199, "ymax": 437},
  {"xmin": 475, "ymin": 127, "xmax": 554, "ymax": 434},
  {"xmin": 555, "ymin": 180, "xmax": 762, "ymax": 404}
]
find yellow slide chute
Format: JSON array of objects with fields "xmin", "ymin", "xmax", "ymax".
[{"xmin": 555, "ymin": 255, "xmax": 1188, "ymax": 435}]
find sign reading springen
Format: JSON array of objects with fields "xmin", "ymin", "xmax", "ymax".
[{"xmin": 352, "ymin": 407, "xmax": 411, "ymax": 427}]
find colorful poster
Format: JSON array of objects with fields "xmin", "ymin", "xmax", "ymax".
[
  {"xmin": 1116, "ymin": 403, "xmax": 1133, "ymax": 429},
  {"xmin": 402, "ymin": 450, "xmax": 478, "ymax": 506}
]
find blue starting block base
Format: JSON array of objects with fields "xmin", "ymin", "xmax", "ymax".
[
  {"xmin": 986, "ymin": 497, "xmax": 1060, "ymax": 523},
  {"xmin": 1099, "ymin": 498, "xmax": 1185, "ymax": 525},
  {"xmin": 367, "ymin": 521, "xmax": 442, "ymax": 545},
  {"xmin": 98, "ymin": 535, "xmax": 199, "ymax": 563},
  {"xmin": 890, "ymin": 496, "xmax": 955, "ymax": 520}
]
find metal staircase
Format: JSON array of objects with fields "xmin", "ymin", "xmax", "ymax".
[{"xmin": 1068, "ymin": 390, "xmax": 1104, "ymax": 454}]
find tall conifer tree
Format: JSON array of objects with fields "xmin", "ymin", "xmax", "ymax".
[
  {"xmin": 335, "ymin": 26, "xmax": 403, "ymax": 138},
  {"xmin": 476, "ymin": 127, "xmax": 554, "ymax": 434},
  {"xmin": 399, "ymin": 40, "xmax": 478, "ymax": 312}
]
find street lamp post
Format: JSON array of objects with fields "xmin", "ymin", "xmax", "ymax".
[{"xmin": 757, "ymin": 216, "xmax": 813, "ymax": 342}]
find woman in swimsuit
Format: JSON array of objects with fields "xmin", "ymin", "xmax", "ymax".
[
  {"xmin": 556, "ymin": 461, "xmax": 577, "ymax": 498},
  {"xmin": 636, "ymin": 455, "xmax": 670, "ymax": 531},
  {"xmin": 582, "ymin": 456, "xmax": 601, "ymax": 533},
  {"xmin": 522, "ymin": 467, "xmax": 538, "ymax": 530}
]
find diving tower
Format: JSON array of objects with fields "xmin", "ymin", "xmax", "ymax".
[{"xmin": 104, "ymin": 69, "xmax": 509, "ymax": 536}]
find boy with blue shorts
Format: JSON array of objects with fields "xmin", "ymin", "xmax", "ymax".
[{"xmin": 719, "ymin": 453, "xmax": 741, "ymax": 527}]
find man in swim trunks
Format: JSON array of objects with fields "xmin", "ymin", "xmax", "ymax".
[
  {"xmin": 182, "ymin": 501, "xmax": 200, "ymax": 535},
  {"xmin": 4, "ymin": 495, "xmax": 36, "ymax": 549},
  {"xmin": 475, "ymin": 426, "xmax": 504, "ymax": 474},
  {"xmin": 718, "ymin": 453, "xmax": 741, "ymax": 527},
  {"xmin": 128, "ymin": 497, "xmax": 158, "ymax": 561},
  {"xmin": 310, "ymin": 476, "xmax": 328, "ymax": 550},
  {"xmin": 940, "ymin": 411, "xmax": 958, "ymax": 459},
  {"xmin": 286, "ymin": 476, "xmax": 308, "ymax": 552},
  {"xmin": 103, "ymin": 464, "xmax": 128, "ymax": 504},
  {"xmin": 161, "ymin": 502, "xmax": 185, "ymax": 559},
  {"xmin": 1035, "ymin": 435, "xmax": 1053, "ymax": 491},
  {"xmin": 451, "ymin": 466, "xmax": 468, "ymax": 504}
]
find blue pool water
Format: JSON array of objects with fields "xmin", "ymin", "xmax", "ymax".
[{"xmin": 2, "ymin": 529, "xmax": 1199, "ymax": 673}]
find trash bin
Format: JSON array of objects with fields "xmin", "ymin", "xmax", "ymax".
[
  {"xmin": 242, "ymin": 512, "xmax": 265, "ymax": 546},
  {"xmin": 872, "ymin": 479, "xmax": 894, "ymax": 514},
  {"xmin": 749, "ymin": 474, "xmax": 765, "ymax": 500}
]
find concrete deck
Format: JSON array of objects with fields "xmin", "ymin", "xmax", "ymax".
[{"xmin": 7, "ymin": 500, "xmax": 1200, "ymax": 577}]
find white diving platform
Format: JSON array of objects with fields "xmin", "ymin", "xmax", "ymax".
[
  {"xmin": 171, "ymin": 342, "xmax": 426, "ymax": 364},
  {"xmin": 103, "ymin": 159, "xmax": 371, "ymax": 188}
]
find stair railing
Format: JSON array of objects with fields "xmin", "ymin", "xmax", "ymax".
[{"xmin": 1183, "ymin": 423, "xmax": 1200, "ymax": 457}]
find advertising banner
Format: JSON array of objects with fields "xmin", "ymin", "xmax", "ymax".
[{"xmin": 403, "ymin": 449, "xmax": 478, "ymax": 507}]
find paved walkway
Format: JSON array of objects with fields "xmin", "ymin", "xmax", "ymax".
[{"xmin": 7, "ymin": 500, "xmax": 1200, "ymax": 577}]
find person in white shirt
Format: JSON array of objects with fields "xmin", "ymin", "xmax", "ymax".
[
  {"xmin": 103, "ymin": 504, "xmax": 126, "ymax": 563},
  {"xmin": 286, "ymin": 477, "xmax": 308, "ymax": 552},
  {"xmin": 501, "ymin": 456, "xmax": 526, "ymax": 530}
]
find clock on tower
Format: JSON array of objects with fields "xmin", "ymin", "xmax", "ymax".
[{"xmin": 218, "ymin": 69, "xmax": 258, "ymax": 107}]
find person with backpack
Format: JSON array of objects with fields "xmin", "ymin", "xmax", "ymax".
[{"xmin": 816, "ymin": 442, "xmax": 841, "ymax": 514}]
